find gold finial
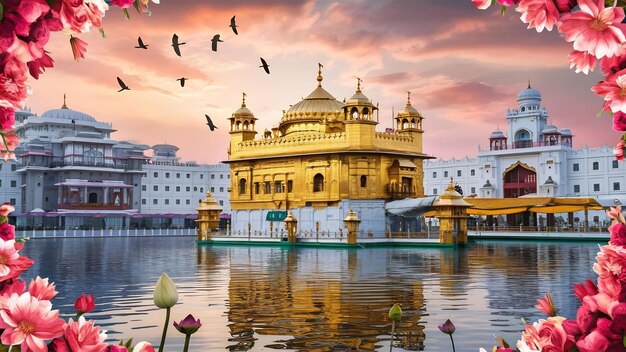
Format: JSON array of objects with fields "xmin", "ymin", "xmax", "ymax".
[
  {"xmin": 445, "ymin": 177, "xmax": 455, "ymax": 192},
  {"xmin": 528, "ymin": 79, "xmax": 531, "ymax": 89},
  {"xmin": 356, "ymin": 77, "xmax": 362, "ymax": 92},
  {"xmin": 241, "ymin": 92, "xmax": 247, "ymax": 107},
  {"xmin": 61, "ymin": 94, "xmax": 68, "ymax": 109},
  {"xmin": 317, "ymin": 63, "xmax": 324, "ymax": 87},
  {"xmin": 406, "ymin": 91, "xmax": 412, "ymax": 106}
]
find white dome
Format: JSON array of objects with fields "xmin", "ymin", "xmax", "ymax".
[
  {"xmin": 490, "ymin": 130, "xmax": 505, "ymax": 138},
  {"xmin": 542, "ymin": 124, "xmax": 559, "ymax": 134},
  {"xmin": 560, "ymin": 128, "xmax": 572, "ymax": 136},
  {"xmin": 42, "ymin": 108, "xmax": 97, "ymax": 122},
  {"xmin": 517, "ymin": 86, "xmax": 542, "ymax": 102}
]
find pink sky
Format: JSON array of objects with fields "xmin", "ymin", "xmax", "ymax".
[{"xmin": 26, "ymin": 0, "xmax": 618, "ymax": 164}]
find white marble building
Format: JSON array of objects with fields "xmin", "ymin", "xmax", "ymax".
[{"xmin": 424, "ymin": 84, "xmax": 625, "ymax": 222}]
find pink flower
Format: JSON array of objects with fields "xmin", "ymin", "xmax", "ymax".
[
  {"xmin": 591, "ymin": 68, "xmax": 626, "ymax": 112},
  {"xmin": 60, "ymin": 0, "xmax": 93, "ymax": 33},
  {"xmin": 0, "ymin": 239, "xmax": 34, "ymax": 282},
  {"xmin": 607, "ymin": 205, "xmax": 625, "ymax": 223},
  {"xmin": 576, "ymin": 302, "xmax": 599, "ymax": 332},
  {"xmin": 0, "ymin": 100, "xmax": 16, "ymax": 131},
  {"xmin": 518, "ymin": 316, "xmax": 571, "ymax": 351},
  {"xmin": 70, "ymin": 35, "xmax": 88, "ymax": 61},
  {"xmin": 28, "ymin": 276, "xmax": 57, "ymax": 300},
  {"xmin": 17, "ymin": 0, "xmax": 50, "ymax": 23},
  {"xmin": 555, "ymin": 0, "xmax": 576, "ymax": 13},
  {"xmin": 0, "ymin": 223, "xmax": 15, "ymax": 241},
  {"xmin": 1, "ymin": 133, "xmax": 20, "ymax": 162},
  {"xmin": 49, "ymin": 337, "xmax": 71, "ymax": 352},
  {"xmin": 614, "ymin": 140, "xmax": 625, "ymax": 160},
  {"xmin": 497, "ymin": 0, "xmax": 519, "ymax": 5},
  {"xmin": 576, "ymin": 330, "xmax": 610, "ymax": 352},
  {"xmin": 0, "ymin": 54, "xmax": 30, "ymax": 109},
  {"xmin": 573, "ymin": 279, "xmax": 598, "ymax": 301},
  {"xmin": 609, "ymin": 222, "xmax": 626, "ymax": 246},
  {"xmin": 558, "ymin": 0, "xmax": 626, "ymax": 58},
  {"xmin": 64, "ymin": 316, "xmax": 108, "ymax": 352},
  {"xmin": 74, "ymin": 293, "xmax": 95, "ymax": 313},
  {"xmin": 471, "ymin": 0, "xmax": 491, "ymax": 10},
  {"xmin": 133, "ymin": 341, "xmax": 156, "ymax": 352},
  {"xmin": 568, "ymin": 50, "xmax": 597, "ymax": 74},
  {"xmin": 517, "ymin": 0, "xmax": 562, "ymax": 32},
  {"xmin": 613, "ymin": 111, "xmax": 626, "ymax": 131},
  {"xmin": 0, "ymin": 202, "xmax": 15, "ymax": 217},
  {"xmin": 535, "ymin": 293, "xmax": 558, "ymax": 316},
  {"xmin": 0, "ymin": 279, "xmax": 25, "ymax": 297},
  {"xmin": 561, "ymin": 319, "xmax": 582, "ymax": 341},
  {"xmin": 0, "ymin": 292, "xmax": 65, "ymax": 352},
  {"xmin": 111, "ymin": 0, "xmax": 135, "ymax": 8},
  {"xmin": 107, "ymin": 345, "xmax": 128, "ymax": 352},
  {"xmin": 27, "ymin": 51, "xmax": 54, "ymax": 80}
]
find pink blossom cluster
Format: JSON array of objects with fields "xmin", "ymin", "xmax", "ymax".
[
  {"xmin": 0, "ymin": 0, "xmax": 155, "ymax": 162},
  {"xmin": 515, "ymin": 206, "xmax": 626, "ymax": 351},
  {"xmin": 0, "ymin": 204, "xmax": 156, "ymax": 352},
  {"xmin": 471, "ymin": 0, "xmax": 626, "ymax": 161}
]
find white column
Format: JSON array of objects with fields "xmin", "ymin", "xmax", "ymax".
[
  {"xmin": 57, "ymin": 186, "xmax": 62, "ymax": 204},
  {"xmin": 83, "ymin": 187, "xmax": 88, "ymax": 203},
  {"xmin": 104, "ymin": 187, "xmax": 109, "ymax": 204},
  {"xmin": 122, "ymin": 188, "xmax": 128, "ymax": 205}
]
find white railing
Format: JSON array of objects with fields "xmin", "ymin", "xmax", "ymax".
[{"xmin": 16, "ymin": 228, "xmax": 196, "ymax": 239}]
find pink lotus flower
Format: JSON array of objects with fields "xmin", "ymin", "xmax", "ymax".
[
  {"xmin": 1, "ymin": 132, "xmax": 20, "ymax": 162},
  {"xmin": 70, "ymin": 35, "xmax": 88, "ymax": 61},
  {"xmin": 49, "ymin": 337, "xmax": 70, "ymax": 352},
  {"xmin": 535, "ymin": 293, "xmax": 558, "ymax": 316},
  {"xmin": 0, "ymin": 239, "xmax": 34, "ymax": 282},
  {"xmin": 558, "ymin": 0, "xmax": 626, "ymax": 58},
  {"xmin": 517, "ymin": 0, "xmax": 562, "ymax": 32},
  {"xmin": 471, "ymin": 0, "xmax": 491, "ymax": 10},
  {"xmin": 0, "ymin": 100, "xmax": 16, "ymax": 131},
  {"xmin": 28, "ymin": 276, "xmax": 57, "ymax": 300},
  {"xmin": 591, "ymin": 68, "xmax": 626, "ymax": 112},
  {"xmin": 133, "ymin": 341, "xmax": 156, "ymax": 352},
  {"xmin": 0, "ymin": 292, "xmax": 65, "ymax": 352},
  {"xmin": 568, "ymin": 50, "xmax": 597, "ymax": 74},
  {"xmin": 0, "ymin": 202, "xmax": 15, "ymax": 217},
  {"xmin": 65, "ymin": 316, "xmax": 108, "ymax": 352},
  {"xmin": 573, "ymin": 279, "xmax": 599, "ymax": 301},
  {"xmin": 18, "ymin": 0, "xmax": 51, "ymax": 23},
  {"xmin": 74, "ymin": 293, "xmax": 95, "ymax": 313},
  {"xmin": 111, "ymin": 0, "xmax": 135, "ymax": 9},
  {"xmin": 614, "ymin": 140, "xmax": 625, "ymax": 160},
  {"xmin": 0, "ymin": 54, "xmax": 30, "ymax": 109},
  {"xmin": 613, "ymin": 111, "xmax": 626, "ymax": 131}
]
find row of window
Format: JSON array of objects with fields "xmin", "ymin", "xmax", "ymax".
[
  {"xmin": 433, "ymin": 169, "xmax": 476, "ymax": 179},
  {"xmin": 147, "ymin": 172, "xmax": 230, "ymax": 179},
  {"xmin": 142, "ymin": 185, "xmax": 218, "ymax": 193},
  {"xmin": 573, "ymin": 160, "xmax": 620, "ymax": 171},
  {"xmin": 238, "ymin": 174, "xmax": 368, "ymax": 195},
  {"xmin": 141, "ymin": 198, "xmax": 224, "ymax": 206},
  {"xmin": 573, "ymin": 182, "xmax": 622, "ymax": 193},
  {"xmin": 432, "ymin": 187, "xmax": 476, "ymax": 195},
  {"xmin": 0, "ymin": 180, "xmax": 18, "ymax": 187}
]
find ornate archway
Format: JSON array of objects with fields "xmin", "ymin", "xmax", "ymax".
[{"xmin": 503, "ymin": 162, "xmax": 537, "ymax": 198}]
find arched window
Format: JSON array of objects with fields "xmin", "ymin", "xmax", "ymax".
[
  {"xmin": 235, "ymin": 121, "xmax": 241, "ymax": 131},
  {"xmin": 360, "ymin": 175, "xmax": 367, "ymax": 188},
  {"xmin": 313, "ymin": 173, "xmax": 324, "ymax": 192},
  {"xmin": 239, "ymin": 178, "xmax": 247, "ymax": 195},
  {"xmin": 410, "ymin": 118, "xmax": 416, "ymax": 128},
  {"xmin": 351, "ymin": 107, "xmax": 359, "ymax": 120},
  {"xmin": 362, "ymin": 108, "xmax": 369, "ymax": 119},
  {"xmin": 243, "ymin": 121, "xmax": 249, "ymax": 130},
  {"xmin": 84, "ymin": 149, "xmax": 104, "ymax": 165},
  {"xmin": 402, "ymin": 119, "xmax": 409, "ymax": 129}
]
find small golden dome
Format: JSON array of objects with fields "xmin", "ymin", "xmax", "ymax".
[
  {"xmin": 231, "ymin": 92, "xmax": 256, "ymax": 120},
  {"xmin": 397, "ymin": 91, "xmax": 421, "ymax": 118},
  {"xmin": 346, "ymin": 78, "xmax": 375, "ymax": 107}
]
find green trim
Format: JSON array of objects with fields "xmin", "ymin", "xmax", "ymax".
[
  {"xmin": 197, "ymin": 240, "xmax": 455, "ymax": 249},
  {"xmin": 469, "ymin": 235, "xmax": 609, "ymax": 243}
]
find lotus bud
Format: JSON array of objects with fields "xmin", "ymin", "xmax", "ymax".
[
  {"xmin": 153, "ymin": 273, "xmax": 178, "ymax": 309},
  {"xmin": 388, "ymin": 303, "xmax": 402, "ymax": 322},
  {"xmin": 438, "ymin": 319, "xmax": 455, "ymax": 335}
]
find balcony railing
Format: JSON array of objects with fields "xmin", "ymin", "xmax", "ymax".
[
  {"xmin": 58, "ymin": 203, "xmax": 131, "ymax": 210},
  {"xmin": 385, "ymin": 183, "xmax": 417, "ymax": 199}
]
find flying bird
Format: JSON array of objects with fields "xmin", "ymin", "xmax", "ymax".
[
  {"xmin": 259, "ymin": 57, "xmax": 270, "ymax": 74},
  {"xmin": 177, "ymin": 77, "xmax": 188, "ymax": 87},
  {"xmin": 135, "ymin": 36, "xmax": 148, "ymax": 49},
  {"xmin": 205, "ymin": 115, "xmax": 218, "ymax": 131},
  {"xmin": 211, "ymin": 34, "xmax": 223, "ymax": 52},
  {"xmin": 116, "ymin": 77, "xmax": 130, "ymax": 92},
  {"xmin": 230, "ymin": 16, "xmax": 238, "ymax": 35},
  {"xmin": 171, "ymin": 34, "xmax": 186, "ymax": 57}
]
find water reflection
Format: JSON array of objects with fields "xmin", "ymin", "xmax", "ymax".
[{"xmin": 21, "ymin": 238, "xmax": 600, "ymax": 351}]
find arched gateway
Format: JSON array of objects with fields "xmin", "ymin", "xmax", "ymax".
[{"xmin": 503, "ymin": 162, "xmax": 537, "ymax": 226}]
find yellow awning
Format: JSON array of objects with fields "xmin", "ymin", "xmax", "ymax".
[{"xmin": 464, "ymin": 197, "xmax": 603, "ymax": 215}]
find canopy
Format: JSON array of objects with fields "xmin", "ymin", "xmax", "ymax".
[
  {"xmin": 464, "ymin": 197, "xmax": 603, "ymax": 215},
  {"xmin": 266, "ymin": 211, "xmax": 287, "ymax": 221},
  {"xmin": 385, "ymin": 196, "xmax": 437, "ymax": 217}
]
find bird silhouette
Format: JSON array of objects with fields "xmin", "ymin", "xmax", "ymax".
[
  {"xmin": 177, "ymin": 77, "xmax": 188, "ymax": 87},
  {"xmin": 205, "ymin": 115, "xmax": 218, "ymax": 131},
  {"xmin": 259, "ymin": 57, "xmax": 270, "ymax": 74},
  {"xmin": 116, "ymin": 77, "xmax": 130, "ymax": 92},
  {"xmin": 211, "ymin": 34, "xmax": 223, "ymax": 52},
  {"xmin": 135, "ymin": 36, "xmax": 148, "ymax": 49},
  {"xmin": 171, "ymin": 34, "xmax": 186, "ymax": 57},
  {"xmin": 230, "ymin": 16, "xmax": 238, "ymax": 35}
]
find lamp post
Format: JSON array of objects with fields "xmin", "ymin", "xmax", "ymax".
[
  {"xmin": 284, "ymin": 210, "xmax": 297, "ymax": 243},
  {"xmin": 343, "ymin": 209, "xmax": 361, "ymax": 245}
]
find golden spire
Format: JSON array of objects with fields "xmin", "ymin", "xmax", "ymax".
[
  {"xmin": 356, "ymin": 77, "xmax": 362, "ymax": 93},
  {"xmin": 317, "ymin": 63, "xmax": 323, "ymax": 87},
  {"xmin": 406, "ymin": 91, "xmax": 412, "ymax": 107},
  {"xmin": 241, "ymin": 92, "xmax": 247, "ymax": 107},
  {"xmin": 528, "ymin": 79, "xmax": 531, "ymax": 89},
  {"xmin": 445, "ymin": 177, "xmax": 454, "ymax": 192},
  {"xmin": 61, "ymin": 94, "xmax": 68, "ymax": 109}
]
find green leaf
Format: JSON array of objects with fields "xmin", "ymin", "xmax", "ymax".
[
  {"xmin": 134, "ymin": 0, "xmax": 142, "ymax": 14},
  {"xmin": 0, "ymin": 344, "xmax": 21, "ymax": 352},
  {"xmin": 0, "ymin": 215, "xmax": 7, "ymax": 224},
  {"xmin": 123, "ymin": 8, "xmax": 130, "ymax": 20},
  {"xmin": 621, "ymin": 132, "xmax": 626, "ymax": 142},
  {"xmin": 125, "ymin": 338, "xmax": 133, "ymax": 348},
  {"xmin": 500, "ymin": 5, "xmax": 506, "ymax": 16},
  {"xmin": 45, "ymin": 0, "xmax": 57, "ymax": 8},
  {"xmin": 0, "ymin": 2, "xmax": 4, "ymax": 23}
]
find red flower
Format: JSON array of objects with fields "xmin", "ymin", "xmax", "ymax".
[
  {"xmin": 613, "ymin": 111, "xmax": 626, "ymax": 131},
  {"xmin": 609, "ymin": 222, "xmax": 626, "ymax": 246},
  {"xmin": 535, "ymin": 293, "xmax": 558, "ymax": 316},
  {"xmin": 517, "ymin": 0, "xmax": 562, "ymax": 32},
  {"xmin": 70, "ymin": 35, "xmax": 88, "ymax": 61},
  {"xmin": 0, "ymin": 54, "xmax": 29, "ymax": 109},
  {"xmin": 0, "ymin": 279, "xmax": 25, "ymax": 297},
  {"xmin": 0, "ymin": 222, "xmax": 15, "ymax": 241},
  {"xmin": 0, "ymin": 240, "xmax": 33, "ymax": 284},
  {"xmin": 1, "ymin": 133, "xmax": 20, "ymax": 162},
  {"xmin": 27, "ymin": 51, "xmax": 54, "ymax": 79},
  {"xmin": 60, "ymin": 0, "xmax": 92, "ymax": 33},
  {"xmin": 28, "ymin": 276, "xmax": 57, "ymax": 300},
  {"xmin": 591, "ymin": 68, "xmax": 626, "ymax": 113},
  {"xmin": 614, "ymin": 140, "xmax": 625, "ymax": 161},
  {"xmin": 49, "ymin": 337, "xmax": 71, "ymax": 352},
  {"xmin": 17, "ymin": 0, "xmax": 50, "ymax": 23},
  {"xmin": 576, "ymin": 330, "xmax": 610, "ymax": 351},
  {"xmin": 0, "ymin": 100, "xmax": 16, "ymax": 131},
  {"xmin": 74, "ymin": 293, "xmax": 95, "ymax": 313},
  {"xmin": 111, "ymin": 0, "xmax": 136, "ymax": 9},
  {"xmin": 568, "ymin": 50, "xmax": 597, "ymax": 74},
  {"xmin": 64, "ymin": 316, "xmax": 108, "ymax": 352},
  {"xmin": 573, "ymin": 279, "xmax": 598, "ymax": 301}
]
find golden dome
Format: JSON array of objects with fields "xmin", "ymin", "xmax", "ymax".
[
  {"xmin": 230, "ymin": 92, "xmax": 256, "ymax": 120},
  {"xmin": 280, "ymin": 64, "xmax": 345, "ymax": 126},
  {"xmin": 397, "ymin": 91, "xmax": 421, "ymax": 118},
  {"xmin": 346, "ymin": 78, "xmax": 375, "ymax": 107}
]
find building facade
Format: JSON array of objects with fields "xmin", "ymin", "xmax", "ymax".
[
  {"xmin": 226, "ymin": 66, "xmax": 430, "ymax": 235},
  {"xmin": 423, "ymin": 84, "xmax": 625, "ymax": 222}
]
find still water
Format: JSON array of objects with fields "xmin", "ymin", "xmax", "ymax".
[{"xmin": 21, "ymin": 237, "xmax": 600, "ymax": 351}]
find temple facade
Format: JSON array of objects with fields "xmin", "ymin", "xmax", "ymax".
[{"xmin": 226, "ymin": 65, "xmax": 431, "ymax": 235}]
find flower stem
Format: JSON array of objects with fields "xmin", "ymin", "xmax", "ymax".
[
  {"xmin": 389, "ymin": 320, "xmax": 395, "ymax": 352},
  {"xmin": 158, "ymin": 307, "xmax": 171, "ymax": 352},
  {"xmin": 183, "ymin": 334, "xmax": 191, "ymax": 352},
  {"xmin": 449, "ymin": 334, "xmax": 456, "ymax": 352}
]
